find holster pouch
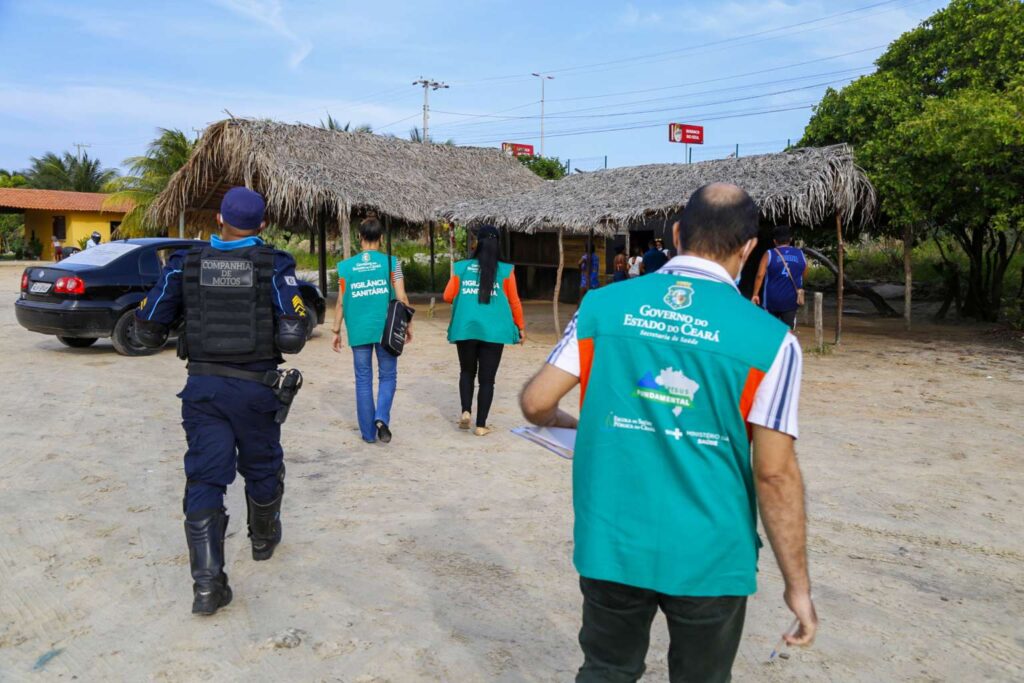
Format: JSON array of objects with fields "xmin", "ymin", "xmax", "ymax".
[
  {"xmin": 177, "ymin": 333, "xmax": 189, "ymax": 360},
  {"xmin": 273, "ymin": 369, "xmax": 303, "ymax": 424}
]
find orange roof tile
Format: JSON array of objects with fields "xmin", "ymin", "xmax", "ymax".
[{"xmin": 0, "ymin": 188, "xmax": 132, "ymax": 213}]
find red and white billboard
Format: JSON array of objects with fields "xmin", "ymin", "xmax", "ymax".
[
  {"xmin": 668, "ymin": 123, "xmax": 704, "ymax": 144},
  {"xmin": 502, "ymin": 142, "xmax": 535, "ymax": 157}
]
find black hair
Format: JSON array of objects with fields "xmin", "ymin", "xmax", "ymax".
[
  {"xmin": 773, "ymin": 224, "xmax": 792, "ymax": 245},
  {"xmin": 472, "ymin": 230, "xmax": 500, "ymax": 304},
  {"xmin": 358, "ymin": 216, "xmax": 383, "ymax": 243},
  {"xmin": 678, "ymin": 183, "xmax": 759, "ymax": 259}
]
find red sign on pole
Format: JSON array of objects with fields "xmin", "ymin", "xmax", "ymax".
[
  {"xmin": 502, "ymin": 142, "xmax": 535, "ymax": 157},
  {"xmin": 668, "ymin": 123, "xmax": 704, "ymax": 144}
]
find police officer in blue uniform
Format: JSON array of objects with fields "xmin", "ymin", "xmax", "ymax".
[{"xmin": 134, "ymin": 187, "xmax": 307, "ymax": 615}]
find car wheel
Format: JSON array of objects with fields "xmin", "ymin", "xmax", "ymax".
[
  {"xmin": 111, "ymin": 309, "xmax": 161, "ymax": 357},
  {"xmin": 57, "ymin": 336, "xmax": 98, "ymax": 348}
]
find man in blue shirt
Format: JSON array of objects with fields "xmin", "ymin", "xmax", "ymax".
[
  {"xmin": 134, "ymin": 187, "xmax": 308, "ymax": 616},
  {"xmin": 640, "ymin": 239, "xmax": 668, "ymax": 275},
  {"xmin": 751, "ymin": 225, "xmax": 807, "ymax": 329}
]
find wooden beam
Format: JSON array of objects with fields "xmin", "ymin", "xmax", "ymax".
[
  {"xmin": 317, "ymin": 213, "xmax": 328, "ymax": 295},
  {"xmin": 835, "ymin": 212, "xmax": 844, "ymax": 345},
  {"xmin": 429, "ymin": 222, "xmax": 436, "ymax": 292},
  {"xmin": 341, "ymin": 205, "xmax": 352, "ymax": 260},
  {"xmin": 903, "ymin": 223, "xmax": 913, "ymax": 331},
  {"xmin": 554, "ymin": 227, "xmax": 564, "ymax": 332}
]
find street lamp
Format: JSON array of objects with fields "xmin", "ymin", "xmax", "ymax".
[{"xmin": 531, "ymin": 72, "xmax": 554, "ymax": 157}]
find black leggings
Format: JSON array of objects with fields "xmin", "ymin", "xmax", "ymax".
[{"xmin": 456, "ymin": 340, "xmax": 505, "ymax": 427}]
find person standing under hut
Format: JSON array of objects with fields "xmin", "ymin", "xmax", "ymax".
[
  {"xmin": 578, "ymin": 244, "xmax": 600, "ymax": 299},
  {"xmin": 331, "ymin": 216, "xmax": 413, "ymax": 444},
  {"xmin": 520, "ymin": 183, "xmax": 817, "ymax": 682},
  {"xmin": 751, "ymin": 224, "xmax": 807, "ymax": 330},
  {"xmin": 443, "ymin": 225, "xmax": 526, "ymax": 436}
]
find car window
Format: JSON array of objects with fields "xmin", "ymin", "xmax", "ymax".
[
  {"xmin": 60, "ymin": 242, "xmax": 141, "ymax": 267},
  {"xmin": 154, "ymin": 247, "xmax": 178, "ymax": 269}
]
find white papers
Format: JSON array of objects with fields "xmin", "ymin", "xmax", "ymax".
[{"xmin": 511, "ymin": 426, "xmax": 576, "ymax": 460}]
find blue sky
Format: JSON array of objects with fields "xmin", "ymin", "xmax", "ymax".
[{"xmin": 0, "ymin": 0, "xmax": 948, "ymax": 174}]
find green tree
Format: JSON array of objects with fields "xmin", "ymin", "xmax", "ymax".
[
  {"xmin": 320, "ymin": 113, "xmax": 372, "ymax": 132},
  {"xmin": 0, "ymin": 171, "xmax": 29, "ymax": 253},
  {"xmin": 517, "ymin": 154, "xmax": 566, "ymax": 180},
  {"xmin": 407, "ymin": 126, "xmax": 455, "ymax": 145},
  {"xmin": 25, "ymin": 151, "xmax": 118, "ymax": 192},
  {"xmin": 801, "ymin": 0, "xmax": 1024, "ymax": 321},
  {"xmin": 103, "ymin": 128, "xmax": 197, "ymax": 236}
]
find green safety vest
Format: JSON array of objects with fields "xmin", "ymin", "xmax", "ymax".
[
  {"xmin": 572, "ymin": 272, "xmax": 789, "ymax": 596},
  {"xmin": 447, "ymin": 260, "xmax": 520, "ymax": 345},
  {"xmin": 337, "ymin": 250, "xmax": 398, "ymax": 347}
]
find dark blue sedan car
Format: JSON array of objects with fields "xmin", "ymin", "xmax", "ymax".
[{"xmin": 16, "ymin": 238, "xmax": 324, "ymax": 356}]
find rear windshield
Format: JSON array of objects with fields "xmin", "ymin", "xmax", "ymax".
[{"xmin": 60, "ymin": 242, "xmax": 141, "ymax": 268}]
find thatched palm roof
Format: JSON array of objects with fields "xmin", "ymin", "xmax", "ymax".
[
  {"xmin": 149, "ymin": 118, "xmax": 544, "ymax": 229},
  {"xmin": 443, "ymin": 144, "xmax": 875, "ymax": 235}
]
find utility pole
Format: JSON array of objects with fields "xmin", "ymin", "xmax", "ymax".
[
  {"xmin": 531, "ymin": 72, "xmax": 554, "ymax": 156},
  {"xmin": 73, "ymin": 142, "xmax": 91, "ymax": 161},
  {"xmin": 412, "ymin": 78, "xmax": 449, "ymax": 143}
]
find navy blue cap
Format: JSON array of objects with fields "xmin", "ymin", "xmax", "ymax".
[{"xmin": 220, "ymin": 187, "xmax": 266, "ymax": 231}]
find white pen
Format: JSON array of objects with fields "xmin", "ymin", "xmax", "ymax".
[{"xmin": 768, "ymin": 617, "xmax": 800, "ymax": 660}]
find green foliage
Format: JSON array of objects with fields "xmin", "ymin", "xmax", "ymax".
[
  {"xmin": 25, "ymin": 151, "xmax": 118, "ymax": 192},
  {"xmin": 800, "ymin": 0, "xmax": 1024, "ymax": 321},
  {"xmin": 517, "ymin": 154, "xmax": 566, "ymax": 180},
  {"xmin": 320, "ymin": 113, "xmax": 372, "ymax": 133},
  {"xmin": 0, "ymin": 169, "xmax": 28, "ymax": 188},
  {"xmin": 104, "ymin": 128, "xmax": 197, "ymax": 237},
  {"xmin": 400, "ymin": 256, "xmax": 451, "ymax": 292}
]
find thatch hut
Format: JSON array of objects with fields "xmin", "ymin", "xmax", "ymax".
[
  {"xmin": 150, "ymin": 118, "xmax": 544, "ymax": 292},
  {"xmin": 443, "ymin": 144, "xmax": 876, "ymax": 335}
]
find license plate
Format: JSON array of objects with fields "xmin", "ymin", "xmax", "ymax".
[{"xmin": 30, "ymin": 282, "xmax": 52, "ymax": 294}]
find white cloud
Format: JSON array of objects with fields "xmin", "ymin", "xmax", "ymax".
[{"xmin": 211, "ymin": 0, "xmax": 313, "ymax": 68}]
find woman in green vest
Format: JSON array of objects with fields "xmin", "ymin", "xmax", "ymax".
[
  {"xmin": 443, "ymin": 225, "xmax": 526, "ymax": 436},
  {"xmin": 330, "ymin": 216, "xmax": 412, "ymax": 444}
]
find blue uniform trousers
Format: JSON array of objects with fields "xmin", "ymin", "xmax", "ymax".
[{"xmin": 177, "ymin": 375, "xmax": 284, "ymax": 514}]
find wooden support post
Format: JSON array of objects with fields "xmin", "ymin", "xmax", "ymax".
[
  {"xmin": 835, "ymin": 213, "xmax": 844, "ymax": 345},
  {"xmin": 317, "ymin": 214, "xmax": 328, "ymax": 295},
  {"xmin": 429, "ymin": 296, "xmax": 436, "ymax": 319},
  {"xmin": 903, "ymin": 223, "xmax": 913, "ymax": 331},
  {"xmin": 554, "ymin": 227, "xmax": 564, "ymax": 333},
  {"xmin": 429, "ymin": 222, "xmax": 436, "ymax": 292},
  {"xmin": 814, "ymin": 292, "xmax": 824, "ymax": 353},
  {"xmin": 178, "ymin": 210, "xmax": 185, "ymax": 239},
  {"xmin": 448, "ymin": 223, "xmax": 455, "ymax": 275},
  {"xmin": 341, "ymin": 206, "xmax": 351, "ymax": 259}
]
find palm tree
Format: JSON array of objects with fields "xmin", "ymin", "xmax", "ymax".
[
  {"xmin": 320, "ymin": 112, "xmax": 372, "ymax": 133},
  {"xmin": 26, "ymin": 152, "xmax": 118, "ymax": 192},
  {"xmin": 407, "ymin": 126, "xmax": 454, "ymax": 145},
  {"xmin": 103, "ymin": 128, "xmax": 196, "ymax": 236}
]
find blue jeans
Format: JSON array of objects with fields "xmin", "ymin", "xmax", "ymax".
[{"xmin": 351, "ymin": 344, "xmax": 398, "ymax": 442}]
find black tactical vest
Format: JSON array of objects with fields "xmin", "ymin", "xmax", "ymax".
[{"xmin": 182, "ymin": 245, "xmax": 277, "ymax": 363}]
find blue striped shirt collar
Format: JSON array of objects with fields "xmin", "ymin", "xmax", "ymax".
[
  {"xmin": 210, "ymin": 235, "xmax": 264, "ymax": 250},
  {"xmin": 659, "ymin": 255, "xmax": 738, "ymax": 290}
]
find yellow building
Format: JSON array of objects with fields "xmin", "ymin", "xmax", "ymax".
[{"xmin": 0, "ymin": 188, "xmax": 130, "ymax": 261}]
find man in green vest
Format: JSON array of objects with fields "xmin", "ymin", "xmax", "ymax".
[{"xmin": 521, "ymin": 183, "xmax": 817, "ymax": 682}]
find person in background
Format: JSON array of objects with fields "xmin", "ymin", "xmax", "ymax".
[
  {"xmin": 657, "ymin": 237, "xmax": 671, "ymax": 259},
  {"xmin": 133, "ymin": 187, "xmax": 308, "ymax": 616},
  {"xmin": 751, "ymin": 225, "xmax": 807, "ymax": 330},
  {"xmin": 579, "ymin": 244, "xmax": 600, "ymax": 299},
  {"xmin": 85, "ymin": 231, "xmax": 101, "ymax": 249},
  {"xmin": 331, "ymin": 216, "xmax": 412, "ymax": 444},
  {"xmin": 51, "ymin": 236, "xmax": 63, "ymax": 261},
  {"xmin": 443, "ymin": 225, "xmax": 526, "ymax": 436},
  {"xmin": 612, "ymin": 246, "xmax": 628, "ymax": 283},
  {"xmin": 640, "ymin": 239, "xmax": 667, "ymax": 275},
  {"xmin": 520, "ymin": 183, "xmax": 816, "ymax": 682},
  {"xmin": 626, "ymin": 248, "xmax": 642, "ymax": 278}
]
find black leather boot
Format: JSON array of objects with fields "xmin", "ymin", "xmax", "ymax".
[
  {"xmin": 247, "ymin": 492, "xmax": 282, "ymax": 561},
  {"xmin": 184, "ymin": 510, "xmax": 232, "ymax": 615}
]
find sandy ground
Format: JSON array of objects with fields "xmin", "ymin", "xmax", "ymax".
[{"xmin": 1, "ymin": 262, "xmax": 1022, "ymax": 682}]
